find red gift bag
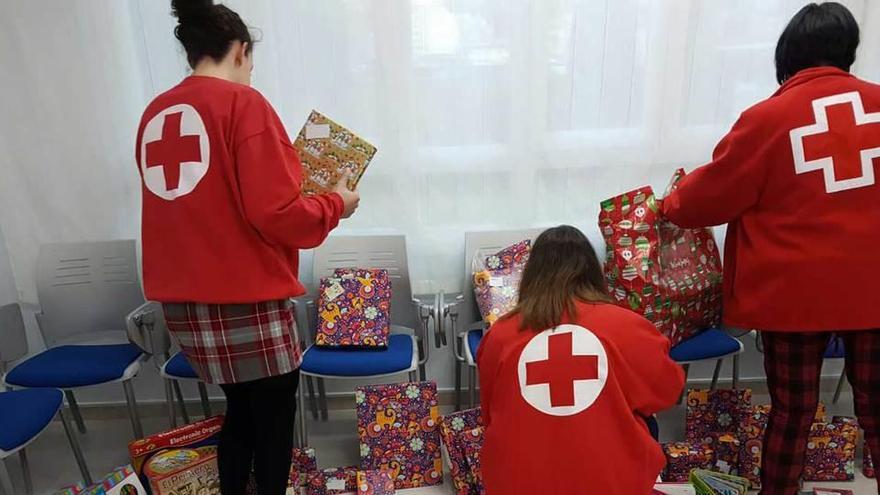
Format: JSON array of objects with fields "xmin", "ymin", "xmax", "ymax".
[{"xmin": 599, "ymin": 170, "xmax": 722, "ymax": 345}]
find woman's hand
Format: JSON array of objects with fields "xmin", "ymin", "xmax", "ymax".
[{"xmin": 333, "ymin": 171, "xmax": 360, "ymax": 219}]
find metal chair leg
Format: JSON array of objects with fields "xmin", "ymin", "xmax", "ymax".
[
  {"xmin": 454, "ymin": 360, "xmax": 463, "ymax": 412},
  {"xmin": 305, "ymin": 376, "xmax": 319, "ymax": 421},
  {"xmin": 468, "ymin": 366, "xmax": 477, "ymax": 408},
  {"xmin": 678, "ymin": 364, "xmax": 691, "ymax": 405},
  {"xmin": 0, "ymin": 459, "xmax": 14, "ymax": 495},
  {"xmin": 19, "ymin": 450, "xmax": 32, "ymax": 495},
  {"xmin": 710, "ymin": 359, "xmax": 723, "ymax": 391},
  {"xmin": 198, "ymin": 382, "xmax": 212, "ymax": 418},
  {"xmin": 408, "ymin": 371, "xmax": 418, "ymax": 382},
  {"xmin": 732, "ymin": 353, "xmax": 740, "ymax": 390},
  {"xmin": 297, "ymin": 382, "xmax": 309, "ymax": 448},
  {"xmin": 164, "ymin": 379, "xmax": 178, "ymax": 428},
  {"xmin": 317, "ymin": 378, "xmax": 328, "ymax": 421},
  {"xmin": 122, "ymin": 380, "xmax": 144, "ymax": 439},
  {"xmin": 172, "ymin": 380, "xmax": 190, "ymax": 424},
  {"xmin": 60, "ymin": 408, "xmax": 92, "ymax": 485},
  {"xmin": 64, "ymin": 390, "xmax": 87, "ymax": 434},
  {"xmin": 833, "ymin": 369, "xmax": 848, "ymax": 404}
]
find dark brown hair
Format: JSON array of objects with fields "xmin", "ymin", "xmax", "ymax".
[
  {"xmin": 171, "ymin": 0, "xmax": 253, "ymax": 69},
  {"xmin": 511, "ymin": 225, "xmax": 609, "ymax": 331}
]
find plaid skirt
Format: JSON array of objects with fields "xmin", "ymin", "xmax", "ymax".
[{"xmin": 162, "ymin": 300, "xmax": 303, "ymax": 385}]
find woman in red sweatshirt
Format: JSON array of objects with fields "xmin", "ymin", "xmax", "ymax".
[
  {"xmin": 135, "ymin": 1, "xmax": 359, "ymax": 494},
  {"xmin": 477, "ymin": 226, "xmax": 684, "ymax": 494},
  {"xmin": 662, "ymin": 4, "xmax": 880, "ymax": 494}
]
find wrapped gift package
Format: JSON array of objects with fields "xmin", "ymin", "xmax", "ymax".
[
  {"xmin": 662, "ymin": 441, "xmax": 715, "ymax": 482},
  {"xmin": 356, "ymin": 381, "xmax": 444, "ymax": 489},
  {"xmin": 803, "ymin": 421, "xmax": 858, "ymax": 481},
  {"xmin": 57, "ymin": 465, "xmax": 148, "ymax": 495},
  {"xmin": 459, "ymin": 427, "xmax": 485, "ymax": 495},
  {"xmin": 711, "ymin": 434, "xmax": 740, "ymax": 475},
  {"xmin": 685, "ymin": 389, "xmax": 752, "ymax": 444},
  {"xmin": 294, "ymin": 110, "xmax": 377, "ymax": 195},
  {"xmin": 316, "ymin": 268, "xmax": 392, "ymax": 347},
  {"xmin": 439, "ymin": 408, "xmax": 483, "ymax": 495},
  {"xmin": 307, "ymin": 466, "xmax": 359, "ymax": 495},
  {"xmin": 599, "ymin": 170, "xmax": 722, "ymax": 345},
  {"xmin": 128, "ymin": 416, "xmax": 223, "ymax": 489},
  {"xmin": 356, "ymin": 469, "xmax": 396, "ymax": 495},
  {"xmin": 737, "ymin": 404, "xmax": 770, "ymax": 488},
  {"xmin": 143, "ymin": 447, "xmax": 220, "ymax": 495},
  {"xmin": 473, "ymin": 240, "xmax": 530, "ymax": 326}
]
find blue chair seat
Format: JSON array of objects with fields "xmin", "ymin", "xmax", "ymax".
[
  {"xmin": 164, "ymin": 351, "xmax": 198, "ymax": 379},
  {"xmin": 300, "ymin": 334, "xmax": 414, "ymax": 377},
  {"xmin": 466, "ymin": 329, "xmax": 484, "ymax": 363},
  {"xmin": 6, "ymin": 344, "xmax": 143, "ymax": 388},
  {"xmin": 670, "ymin": 329, "xmax": 742, "ymax": 363},
  {"xmin": 0, "ymin": 389, "xmax": 63, "ymax": 452}
]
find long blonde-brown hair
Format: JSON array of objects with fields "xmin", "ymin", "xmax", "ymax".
[{"xmin": 509, "ymin": 225, "xmax": 609, "ymax": 331}]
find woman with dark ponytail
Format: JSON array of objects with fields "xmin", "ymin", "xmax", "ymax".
[{"xmin": 135, "ymin": 2, "xmax": 360, "ymax": 494}]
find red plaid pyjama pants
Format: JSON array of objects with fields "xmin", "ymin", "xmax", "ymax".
[{"xmin": 761, "ymin": 330, "xmax": 880, "ymax": 495}]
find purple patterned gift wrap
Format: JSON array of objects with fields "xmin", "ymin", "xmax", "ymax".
[
  {"xmin": 356, "ymin": 469, "xmax": 396, "ymax": 495},
  {"xmin": 473, "ymin": 240, "xmax": 530, "ymax": 326},
  {"xmin": 317, "ymin": 268, "xmax": 392, "ymax": 347},
  {"xmin": 440, "ymin": 408, "xmax": 483, "ymax": 495},
  {"xmin": 803, "ymin": 421, "xmax": 858, "ymax": 481},
  {"xmin": 356, "ymin": 382, "xmax": 444, "ymax": 489},
  {"xmin": 685, "ymin": 389, "xmax": 752, "ymax": 444},
  {"xmin": 662, "ymin": 441, "xmax": 715, "ymax": 482},
  {"xmin": 737, "ymin": 404, "xmax": 770, "ymax": 489},
  {"xmin": 307, "ymin": 466, "xmax": 359, "ymax": 495},
  {"xmin": 459, "ymin": 427, "xmax": 485, "ymax": 495}
]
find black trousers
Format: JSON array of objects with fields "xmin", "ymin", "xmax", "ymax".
[{"xmin": 218, "ymin": 370, "xmax": 300, "ymax": 495}]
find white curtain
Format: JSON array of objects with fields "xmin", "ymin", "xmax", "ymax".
[{"xmin": 0, "ymin": 0, "xmax": 877, "ymax": 391}]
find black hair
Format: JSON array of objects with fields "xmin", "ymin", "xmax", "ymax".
[
  {"xmin": 775, "ymin": 2, "xmax": 859, "ymax": 85},
  {"xmin": 171, "ymin": 0, "xmax": 253, "ymax": 68}
]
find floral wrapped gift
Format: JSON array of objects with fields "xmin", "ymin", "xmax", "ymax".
[
  {"xmin": 316, "ymin": 268, "xmax": 392, "ymax": 347},
  {"xmin": 685, "ymin": 389, "xmax": 752, "ymax": 443},
  {"xmin": 737, "ymin": 404, "xmax": 770, "ymax": 488},
  {"xmin": 460, "ymin": 427, "xmax": 485, "ymax": 495},
  {"xmin": 307, "ymin": 466, "xmax": 359, "ymax": 495},
  {"xmin": 662, "ymin": 441, "xmax": 715, "ymax": 482},
  {"xmin": 356, "ymin": 469, "xmax": 396, "ymax": 495},
  {"xmin": 356, "ymin": 381, "xmax": 444, "ymax": 489},
  {"xmin": 803, "ymin": 422, "xmax": 858, "ymax": 481},
  {"xmin": 473, "ymin": 240, "xmax": 530, "ymax": 326},
  {"xmin": 712, "ymin": 434, "xmax": 740, "ymax": 475},
  {"xmin": 440, "ymin": 408, "xmax": 483, "ymax": 495}
]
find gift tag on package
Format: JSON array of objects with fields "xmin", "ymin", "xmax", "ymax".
[
  {"xmin": 326, "ymin": 477, "xmax": 346, "ymax": 491},
  {"xmin": 324, "ymin": 281, "xmax": 345, "ymax": 302},
  {"xmin": 305, "ymin": 123, "xmax": 331, "ymax": 140},
  {"xmin": 489, "ymin": 276, "xmax": 504, "ymax": 287}
]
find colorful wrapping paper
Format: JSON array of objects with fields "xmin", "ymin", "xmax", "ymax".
[
  {"xmin": 294, "ymin": 110, "xmax": 377, "ymax": 195},
  {"xmin": 712, "ymin": 434, "xmax": 741, "ymax": 475},
  {"xmin": 737, "ymin": 404, "xmax": 770, "ymax": 488},
  {"xmin": 439, "ymin": 408, "xmax": 483, "ymax": 495},
  {"xmin": 356, "ymin": 470, "xmax": 396, "ymax": 495},
  {"xmin": 473, "ymin": 240, "xmax": 530, "ymax": 327},
  {"xmin": 356, "ymin": 381, "xmax": 444, "ymax": 489},
  {"xmin": 459, "ymin": 427, "xmax": 485, "ymax": 495},
  {"xmin": 803, "ymin": 422, "xmax": 858, "ymax": 481},
  {"xmin": 685, "ymin": 389, "xmax": 752, "ymax": 444},
  {"xmin": 599, "ymin": 170, "xmax": 722, "ymax": 345},
  {"xmin": 307, "ymin": 466, "xmax": 359, "ymax": 495},
  {"xmin": 663, "ymin": 441, "xmax": 715, "ymax": 482},
  {"xmin": 66, "ymin": 465, "xmax": 148, "ymax": 495},
  {"xmin": 316, "ymin": 268, "xmax": 392, "ymax": 347}
]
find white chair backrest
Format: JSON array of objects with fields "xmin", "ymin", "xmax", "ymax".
[
  {"xmin": 312, "ymin": 235, "xmax": 417, "ymax": 330},
  {"xmin": 460, "ymin": 228, "xmax": 545, "ymax": 327},
  {"xmin": 36, "ymin": 240, "xmax": 145, "ymax": 346},
  {"xmin": 0, "ymin": 303, "xmax": 28, "ymax": 368}
]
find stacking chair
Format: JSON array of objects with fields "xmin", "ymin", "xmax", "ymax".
[
  {"xmin": 126, "ymin": 302, "xmax": 212, "ymax": 428},
  {"xmin": 671, "ymin": 328, "xmax": 745, "ymax": 403},
  {"xmin": 825, "ymin": 336, "xmax": 848, "ymax": 404},
  {"xmin": 440, "ymin": 229, "xmax": 544, "ymax": 410},
  {"xmin": 297, "ymin": 235, "xmax": 438, "ymax": 437},
  {"xmin": 0, "ymin": 303, "xmax": 92, "ymax": 495},
  {"xmin": 2, "ymin": 241, "xmax": 146, "ymax": 439}
]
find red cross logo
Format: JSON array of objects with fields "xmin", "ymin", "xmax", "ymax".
[
  {"xmin": 526, "ymin": 332, "xmax": 599, "ymax": 407},
  {"xmin": 518, "ymin": 325, "xmax": 608, "ymax": 416},
  {"xmin": 790, "ymin": 91, "xmax": 880, "ymax": 193},
  {"xmin": 145, "ymin": 112, "xmax": 201, "ymax": 191},
  {"xmin": 140, "ymin": 104, "xmax": 210, "ymax": 200}
]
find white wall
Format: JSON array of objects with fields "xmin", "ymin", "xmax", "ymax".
[{"xmin": 0, "ymin": 0, "xmax": 863, "ymax": 404}]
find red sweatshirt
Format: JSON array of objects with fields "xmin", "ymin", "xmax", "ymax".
[
  {"xmin": 136, "ymin": 76, "xmax": 343, "ymax": 303},
  {"xmin": 478, "ymin": 302, "xmax": 684, "ymax": 495},
  {"xmin": 663, "ymin": 67, "xmax": 880, "ymax": 332}
]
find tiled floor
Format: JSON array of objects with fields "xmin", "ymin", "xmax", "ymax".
[{"xmin": 4, "ymin": 391, "xmax": 878, "ymax": 494}]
